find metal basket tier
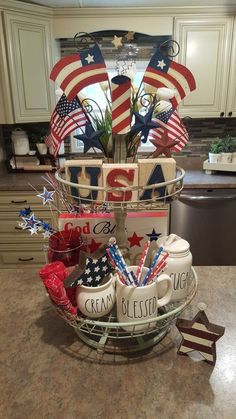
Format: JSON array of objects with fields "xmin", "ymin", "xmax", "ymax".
[
  {"xmin": 55, "ymin": 166, "xmax": 185, "ymax": 211},
  {"xmin": 55, "ymin": 267, "xmax": 198, "ymax": 354}
]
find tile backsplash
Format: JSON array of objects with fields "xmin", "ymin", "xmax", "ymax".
[{"xmin": 0, "ymin": 117, "xmax": 236, "ymax": 165}]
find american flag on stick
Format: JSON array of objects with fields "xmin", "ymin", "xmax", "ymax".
[
  {"xmin": 142, "ymin": 49, "xmax": 196, "ymax": 109},
  {"xmin": 50, "ymin": 44, "xmax": 109, "ymax": 101},
  {"xmin": 149, "ymin": 107, "xmax": 189, "ymax": 153},
  {"xmin": 45, "ymin": 94, "xmax": 87, "ymax": 156}
]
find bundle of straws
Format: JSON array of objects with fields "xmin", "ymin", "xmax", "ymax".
[{"xmin": 106, "ymin": 239, "xmax": 169, "ymax": 287}]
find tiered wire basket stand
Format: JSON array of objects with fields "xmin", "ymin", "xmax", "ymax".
[{"xmin": 54, "ymin": 165, "xmax": 198, "ymax": 354}]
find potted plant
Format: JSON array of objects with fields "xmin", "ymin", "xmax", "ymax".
[
  {"xmin": 30, "ymin": 127, "xmax": 49, "ymax": 155},
  {"xmin": 219, "ymin": 135, "xmax": 234, "ymax": 163},
  {"xmin": 208, "ymin": 140, "xmax": 222, "ymax": 163}
]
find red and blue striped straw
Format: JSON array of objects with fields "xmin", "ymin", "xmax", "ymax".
[
  {"xmin": 136, "ymin": 241, "xmax": 150, "ymax": 285},
  {"xmin": 141, "ymin": 246, "xmax": 164, "ymax": 287}
]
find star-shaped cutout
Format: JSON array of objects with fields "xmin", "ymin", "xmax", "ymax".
[
  {"xmin": 74, "ymin": 123, "xmax": 104, "ymax": 154},
  {"xmin": 85, "ymin": 53, "xmax": 94, "ymax": 64},
  {"xmin": 37, "ymin": 187, "xmax": 55, "ymax": 205},
  {"xmin": 87, "ymin": 238, "xmax": 102, "ymax": 254},
  {"xmin": 22, "ymin": 213, "xmax": 39, "ymax": 230},
  {"xmin": 112, "ymin": 35, "xmax": 123, "ymax": 49},
  {"xmin": 128, "ymin": 232, "xmax": 144, "ymax": 248},
  {"xmin": 125, "ymin": 31, "xmax": 135, "ymax": 41},
  {"xmin": 146, "ymin": 228, "xmax": 162, "ymax": 242},
  {"xmin": 150, "ymin": 129, "xmax": 179, "ymax": 157},
  {"xmin": 131, "ymin": 107, "xmax": 159, "ymax": 143},
  {"xmin": 157, "ymin": 59, "xmax": 166, "ymax": 70},
  {"xmin": 176, "ymin": 309, "xmax": 225, "ymax": 365}
]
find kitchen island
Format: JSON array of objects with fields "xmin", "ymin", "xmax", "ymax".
[{"xmin": 0, "ymin": 266, "xmax": 235, "ymax": 419}]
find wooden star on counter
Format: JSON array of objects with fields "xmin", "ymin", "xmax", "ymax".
[
  {"xmin": 112, "ymin": 35, "xmax": 123, "ymax": 49},
  {"xmin": 150, "ymin": 129, "xmax": 179, "ymax": 157},
  {"xmin": 125, "ymin": 31, "xmax": 135, "ymax": 41},
  {"xmin": 176, "ymin": 308, "xmax": 225, "ymax": 366}
]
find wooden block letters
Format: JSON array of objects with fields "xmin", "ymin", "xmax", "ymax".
[
  {"xmin": 103, "ymin": 163, "xmax": 138, "ymax": 202},
  {"xmin": 138, "ymin": 158, "xmax": 176, "ymax": 200}
]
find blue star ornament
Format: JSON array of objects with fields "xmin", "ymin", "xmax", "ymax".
[
  {"xmin": 146, "ymin": 228, "xmax": 162, "ymax": 242},
  {"xmin": 131, "ymin": 106, "xmax": 159, "ymax": 143},
  {"xmin": 37, "ymin": 187, "xmax": 55, "ymax": 205},
  {"xmin": 18, "ymin": 207, "xmax": 32, "ymax": 217},
  {"xmin": 74, "ymin": 123, "xmax": 104, "ymax": 153},
  {"xmin": 22, "ymin": 213, "xmax": 39, "ymax": 231}
]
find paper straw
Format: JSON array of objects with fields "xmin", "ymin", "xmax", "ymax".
[
  {"xmin": 146, "ymin": 261, "xmax": 167, "ymax": 285},
  {"xmin": 130, "ymin": 270, "xmax": 139, "ymax": 287},
  {"xmin": 110, "ymin": 243, "xmax": 134, "ymax": 285},
  {"xmin": 106, "ymin": 248, "xmax": 127, "ymax": 285},
  {"xmin": 136, "ymin": 241, "xmax": 150, "ymax": 284},
  {"xmin": 109, "ymin": 246, "xmax": 133, "ymax": 285},
  {"xmin": 141, "ymin": 246, "xmax": 164, "ymax": 287}
]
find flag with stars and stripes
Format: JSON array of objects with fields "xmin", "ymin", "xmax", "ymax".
[
  {"xmin": 45, "ymin": 94, "xmax": 87, "ymax": 156},
  {"xmin": 142, "ymin": 49, "xmax": 196, "ymax": 109},
  {"xmin": 149, "ymin": 107, "xmax": 189, "ymax": 153},
  {"xmin": 67, "ymin": 253, "xmax": 113, "ymax": 288},
  {"xmin": 50, "ymin": 44, "xmax": 109, "ymax": 102}
]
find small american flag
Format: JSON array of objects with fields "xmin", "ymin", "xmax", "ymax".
[
  {"xmin": 149, "ymin": 107, "xmax": 189, "ymax": 153},
  {"xmin": 50, "ymin": 44, "xmax": 109, "ymax": 101},
  {"xmin": 45, "ymin": 94, "xmax": 87, "ymax": 156},
  {"xmin": 142, "ymin": 49, "xmax": 196, "ymax": 108}
]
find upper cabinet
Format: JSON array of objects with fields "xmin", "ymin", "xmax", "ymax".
[
  {"xmin": 1, "ymin": 11, "xmax": 55, "ymax": 123},
  {"xmin": 174, "ymin": 16, "xmax": 235, "ymax": 118}
]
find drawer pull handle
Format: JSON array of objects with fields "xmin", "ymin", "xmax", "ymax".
[
  {"xmin": 11, "ymin": 200, "xmax": 27, "ymax": 204},
  {"xmin": 15, "ymin": 226, "xmax": 23, "ymax": 230},
  {"xmin": 18, "ymin": 257, "xmax": 34, "ymax": 262}
]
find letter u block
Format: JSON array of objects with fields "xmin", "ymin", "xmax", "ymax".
[
  {"xmin": 103, "ymin": 163, "xmax": 138, "ymax": 202},
  {"xmin": 138, "ymin": 158, "xmax": 176, "ymax": 201},
  {"xmin": 65, "ymin": 159, "xmax": 104, "ymax": 204}
]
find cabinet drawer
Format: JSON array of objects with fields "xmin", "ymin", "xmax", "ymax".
[
  {"xmin": 0, "ymin": 211, "xmax": 58, "ymax": 243},
  {"xmin": 0, "ymin": 243, "xmax": 45, "ymax": 268},
  {"xmin": 0, "ymin": 191, "xmax": 56, "ymax": 212}
]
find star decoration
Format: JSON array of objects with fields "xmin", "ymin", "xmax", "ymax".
[
  {"xmin": 65, "ymin": 253, "xmax": 113, "ymax": 288},
  {"xmin": 146, "ymin": 228, "xmax": 162, "ymax": 242},
  {"xmin": 125, "ymin": 31, "xmax": 135, "ymax": 41},
  {"xmin": 85, "ymin": 53, "xmax": 94, "ymax": 64},
  {"xmin": 157, "ymin": 59, "xmax": 166, "ymax": 70},
  {"xmin": 74, "ymin": 124, "xmax": 104, "ymax": 153},
  {"xmin": 18, "ymin": 207, "xmax": 32, "ymax": 217},
  {"xmin": 37, "ymin": 187, "xmax": 55, "ymax": 205},
  {"xmin": 176, "ymin": 309, "xmax": 225, "ymax": 366},
  {"xmin": 128, "ymin": 232, "xmax": 144, "ymax": 248},
  {"xmin": 112, "ymin": 35, "xmax": 123, "ymax": 49},
  {"xmin": 150, "ymin": 129, "xmax": 179, "ymax": 157},
  {"xmin": 42, "ymin": 230, "xmax": 52, "ymax": 239},
  {"xmin": 87, "ymin": 238, "xmax": 102, "ymax": 254},
  {"xmin": 22, "ymin": 213, "xmax": 39, "ymax": 230},
  {"xmin": 131, "ymin": 107, "xmax": 159, "ymax": 143},
  {"xmin": 29, "ymin": 225, "xmax": 38, "ymax": 235}
]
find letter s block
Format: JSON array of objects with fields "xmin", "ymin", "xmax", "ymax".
[
  {"xmin": 65, "ymin": 159, "xmax": 104, "ymax": 204},
  {"xmin": 103, "ymin": 163, "xmax": 138, "ymax": 202}
]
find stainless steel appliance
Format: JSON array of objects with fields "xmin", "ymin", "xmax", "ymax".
[{"xmin": 170, "ymin": 188, "xmax": 236, "ymax": 265}]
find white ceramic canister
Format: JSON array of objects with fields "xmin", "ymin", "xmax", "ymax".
[
  {"xmin": 11, "ymin": 128, "xmax": 30, "ymax": 155},
  {"xmin": 156, "ymin": 234, "xmax": 192, "ymax": 302},
  {"xmin": 76, "ymin": 276, "xmax": 116, "ymax": 319}
]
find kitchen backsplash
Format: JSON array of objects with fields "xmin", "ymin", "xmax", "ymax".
[{"xmin": 0, "ymin": 117, "xmax": 236, "ymax": 162}]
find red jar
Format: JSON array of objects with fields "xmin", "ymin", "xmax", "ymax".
[{"xmin": 47, "ymin": 230, "xmax": 84, "ymax": 267}]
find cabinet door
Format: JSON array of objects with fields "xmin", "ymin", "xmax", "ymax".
[
  {"xmin": 174, "ymin": 17, "xmax": 233, "ymax": 118},
  {"xmin": 4, "ymin": 12, "xmax": 55, "ymax": 122},
  {"xmin": 226, "ymin": 19, "xmax": 236, "ymax": 117},
  {"xmin": 0, "ymin": 13, "xmax": 13, "ymax": 123}
]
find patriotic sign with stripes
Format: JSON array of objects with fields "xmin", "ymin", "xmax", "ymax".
[
  {"xmin": 50, "ymin": 44, "xmax": 109, "ymax": 102},
  {"xmin": 142, "ymin": 49, "xmax": 196, "ymax": 109},
  {"xmin": 111, "ymin": 75, "xmax": 131, "ymax": 134},
  {"xmin": 45, "ymin": 94, "xmax": 87, "ymax": 156},
  {"xmin": 148, "ymin": 107, "xmax": 189, "ymax": 153},
  {"xmin": 176, "ymin": 310, "xmax": 225, "ymax": 365}
]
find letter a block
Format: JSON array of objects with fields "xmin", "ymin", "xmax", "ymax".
[
  {"xmin": 65, "ymin": 159, "xmax": 104, "ymax": 204},
  {"xmin": 138, "ymin": 158, "xmax": 176, "ymax": 201},
  {"xmin": 103, "ymin": 163, "xmax": 138, "ymax": 202}
]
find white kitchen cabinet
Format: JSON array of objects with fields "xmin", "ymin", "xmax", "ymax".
[
  {"xmin": 174, "ymin": 16, "xmax": 235, "ymax": 118},
  {"xmin": 3, "ymin": 12, "xmax": 55, "ymax": 123},
  {"xmin": 0, "ymin": 13, "xmax": 13, "ymax": 124}
]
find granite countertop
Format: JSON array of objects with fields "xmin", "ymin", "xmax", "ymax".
[
  {"xmin": 0, "ymin": 266, "xmax": 235, "ymax": 418},
  {"xmin": 0, "ymin": 163, "xmax": 235, "ymax": 191}
]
